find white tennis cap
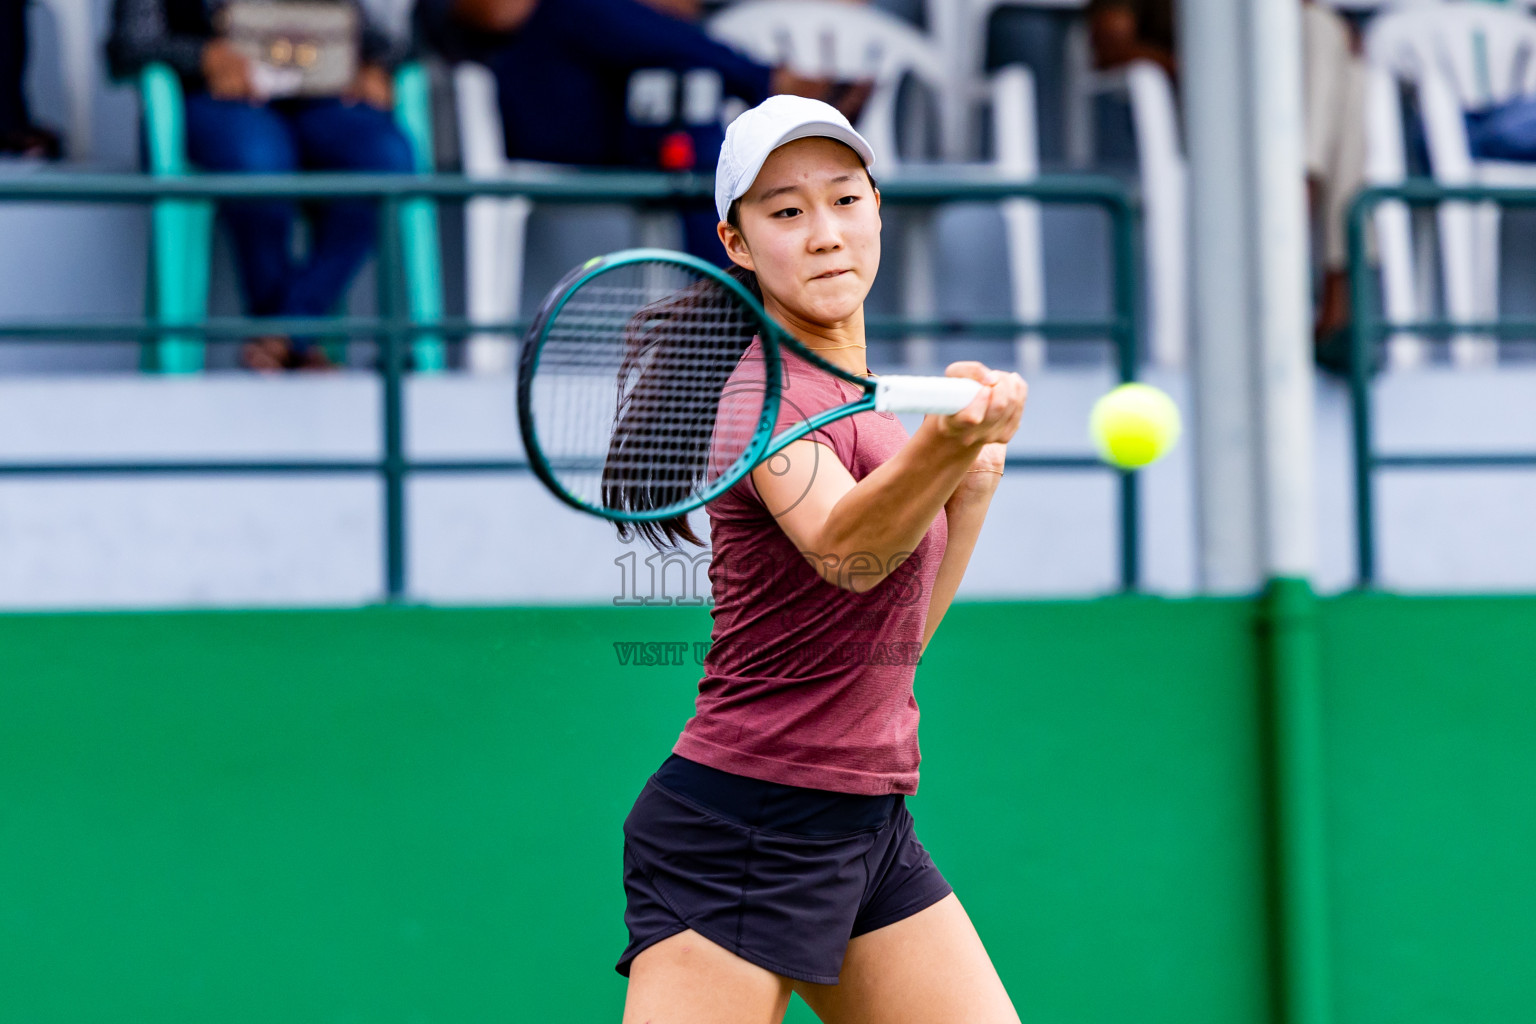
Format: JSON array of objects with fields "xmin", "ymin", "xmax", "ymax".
[{"xmin": 714, "ymin": 95, "xmax": 876, "ymax": 222}]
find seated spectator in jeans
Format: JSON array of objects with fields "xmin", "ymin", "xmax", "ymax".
[
  {"xmin": 107, "ymin": 0, "xmax": 415, "ymax": 371},
  {"xmin": 1, "ymin": 0, "xmax": 63, "ymax": 157},
  {"xmin": 416, "ymin": 0, "xmax": 866, "ymax": 266}
]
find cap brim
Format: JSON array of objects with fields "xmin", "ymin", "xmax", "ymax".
[{"xmin": 723, "ymin": 121, "xmax": 877, "ymax": 221}]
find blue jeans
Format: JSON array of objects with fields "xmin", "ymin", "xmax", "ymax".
[
  {"xmin": 183, "ymin": 95, "xmax": 414, "ymax": 319},
  {"xmin": 1465, "ymin": 97, "xmax": 1536, "ymax": 162}
]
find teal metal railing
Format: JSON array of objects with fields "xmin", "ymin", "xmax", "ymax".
[
  {"xmin": 1346, "ymin": 181, "xmax": 1536, "ymax": 586},
  {"xmin": 0, "ymin": 171, "xmax": 1142, "ymax": 599}
]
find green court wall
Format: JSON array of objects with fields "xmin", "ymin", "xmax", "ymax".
[{"xmin": 0, "ymin": 595, "xmax": 1532, "ymax": 1023}]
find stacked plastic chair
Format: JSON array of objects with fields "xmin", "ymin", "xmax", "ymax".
[{"xmin": 1364, "ymin": 0, "xmax": 1536, "ymax": 368}]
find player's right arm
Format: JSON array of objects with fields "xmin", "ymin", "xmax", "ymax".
[{"xmin": 752, "ymin": 362, "xmax": 1025, "ymax": 593}]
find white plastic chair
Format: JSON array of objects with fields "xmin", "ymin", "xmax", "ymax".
[
  {"xmin": 1364, "ymin": 1, "xmax": 1536, "ymax": 368},
  {"xmin": 932, "ymin": 0, "xmax": 1082, "ymax": 159},
  {"xmin": 991, "ymin": 63, "xmax": 1048, "ymax": 371},
  {"xmin": 455, "ymin": 62, "xmax": 536, "ymax": 374},
  {"xmin": 709, "ymin": 0, "xmax": 1047, "ymax": 371},
  {"xmin": 35, "ymin": 0, "xmax": 98, "ymax": 160},
  {"xmin": 1065, "ymin": 43, "xmax": 1188, "ymax": 369}
]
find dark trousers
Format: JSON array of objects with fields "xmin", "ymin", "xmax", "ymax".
[
  {"xmin": 183, "ymin": 95, "xmax": 414, "ymax": 318},
  {"xmin": 1, "ymin": 0, "xmax": 30, "ymax": 133},
  {"xmin": 1466, "ymin": 97, "xmax": 1536, "ymax": 162}
]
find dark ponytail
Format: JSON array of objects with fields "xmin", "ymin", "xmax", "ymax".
[{"xmin": 602, "ymin": 261, "xmax": 760, "ymax": 550}]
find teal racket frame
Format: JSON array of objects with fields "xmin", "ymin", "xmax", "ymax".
[{"xmin": 518, "ymin": 248, "xmax": 795, "ymax": 523}]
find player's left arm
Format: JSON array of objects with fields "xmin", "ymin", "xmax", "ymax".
[{"xmin": 919, "ymin": 443, "xmax": 1006, "ymax": 658}]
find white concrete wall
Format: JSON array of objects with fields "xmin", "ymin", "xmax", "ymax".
[{"xmin": 2, "ymin": 366, "xmax": 1534, "ymax": 609}]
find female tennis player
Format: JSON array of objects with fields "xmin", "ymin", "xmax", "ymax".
[{"xmin": 617, "ymin": 95, "xmax": 1027, "ymax": 1024}]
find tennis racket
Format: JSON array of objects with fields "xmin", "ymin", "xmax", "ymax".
[{"xmin": 517, "ymin": 248, "xmax": 983, "ymax": 525}]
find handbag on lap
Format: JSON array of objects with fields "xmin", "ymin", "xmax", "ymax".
[{"xmin": 217, "ymin": 1, "xmax": 361, "ymax": 99}]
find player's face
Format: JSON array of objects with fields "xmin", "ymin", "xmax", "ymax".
[{"xmin": 726, "ymin": 137, "xmax": 881, "ymax": 326}]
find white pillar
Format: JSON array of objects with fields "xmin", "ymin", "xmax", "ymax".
[
  {"xmin": 1180, "ymin": 0, "xmax": 1315, "ymax": 589},
  {"xmin": 1248, "ymin": 0, "xmax": 1317, "ymax": 580},
  {"xmin": 1180, "ymin": 0, "xmax": 1261, "ymax": 592}
]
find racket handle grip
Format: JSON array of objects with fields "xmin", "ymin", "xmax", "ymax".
[{"xmin": 872, "ymin": 375, "xmax": 985, "ymax": 415}]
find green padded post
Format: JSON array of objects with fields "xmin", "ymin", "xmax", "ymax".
[
  {"xmin": 141, "ymin": 63, "xmax": 211, "ymax": 374},
  {"xmin": 1261, "ymin": 576, "xmax": 1332, "ymax": 1024},
  {"xmin": 392, "ymin": 62, "xmax": 447, "ymax": 374}
]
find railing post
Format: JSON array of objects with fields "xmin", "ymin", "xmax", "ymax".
[
  {"xmin": 1110, "ymin": 193, "xmax": 1141, "ymax": 592},
  {"xmin": 1347, "ymin": 193, "xmax": 1376, "ymax": 587},
  {"xmin": 378, "ymin": 195, "xmax": 408, "ymax": 602}
]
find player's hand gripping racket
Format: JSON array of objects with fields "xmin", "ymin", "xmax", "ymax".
[{"xmin": 517, "ymin": 249, "xmax": 984, "ymax": 524}]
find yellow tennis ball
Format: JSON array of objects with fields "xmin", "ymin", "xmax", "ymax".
[{"xmin": 1089, "ymin": 383, "xmax": 1182, "ymax": 469}]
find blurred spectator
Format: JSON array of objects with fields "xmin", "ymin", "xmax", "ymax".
[
  {"xmin": 1087, "ymin": 0, "xmax": 1366, "ymax": 362},
  {"xmin": 107, "ymin": 0, "xmax": 415, "ymax": 371},
  {"xmin": 1086, "ymin": 0, "xmax": 1176, "ymax": 79},
  {"xmin": 416, "ymin": 0, "xmax": 868, "ymax": 265},
  {"xmin": 1301, "ymin": 1, "xmax": 1365, "ymax": 363},
  {"xmin": 1, "ymin": 0, "xmax": 64, "ymax": 157}
]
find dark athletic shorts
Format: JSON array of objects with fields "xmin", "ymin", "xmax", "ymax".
[{"xmin": 616, "ymin": 754, "xmax": 953, "ymax": 985}]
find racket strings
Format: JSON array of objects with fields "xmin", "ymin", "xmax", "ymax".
[{"xmin": 526, "ymin": 261, "xmax": 769, "ymax": 520}]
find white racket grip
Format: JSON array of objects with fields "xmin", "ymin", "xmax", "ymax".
[{"xmin": 872, "ymin": 375, "xmax": 985, "ymax": 415}]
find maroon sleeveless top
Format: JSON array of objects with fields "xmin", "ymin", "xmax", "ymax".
[{"xmin": 671, "ymin": 339, "xmax": 949, "ymax": 795}]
